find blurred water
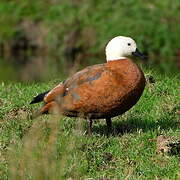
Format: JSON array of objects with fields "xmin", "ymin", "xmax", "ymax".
[
  {"xmin": 0, "ymin": 59, "xmax": 19, "ymax": 81},
  {"xmin": 0, "ymin": 54, "xmax": 74, "ymax": 82}
]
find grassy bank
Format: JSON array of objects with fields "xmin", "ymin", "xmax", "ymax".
[{"xmin": 0, "ymin": 68, "xmax": 179, "ymax": 179}]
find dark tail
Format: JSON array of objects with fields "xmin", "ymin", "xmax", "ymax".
[{"xmin": 30, "ymin": 90, "xmax": 50, "ymax": 104}]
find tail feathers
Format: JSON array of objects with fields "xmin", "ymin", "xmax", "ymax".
[{"xmin": 30, "ymin": 90, "xmax": 50, "ymax": 104}]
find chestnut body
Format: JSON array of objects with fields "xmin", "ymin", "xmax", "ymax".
[{"xmin": 40, "ymin": 59, "xmax": 145, "ymax": 119}]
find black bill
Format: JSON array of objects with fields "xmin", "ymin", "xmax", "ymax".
[{"xmin": 132, "ymin": 48, "xmax": 147, "ymax": 60}]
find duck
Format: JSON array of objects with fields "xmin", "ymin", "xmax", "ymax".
[{"xmin": 30, "ymin": 36, "xmax": 146, "ymax": 135}]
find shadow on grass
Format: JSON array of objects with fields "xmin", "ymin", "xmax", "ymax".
[{"xmin": 92, "ymin": 113, "xmax": 179, "ymax": 136}]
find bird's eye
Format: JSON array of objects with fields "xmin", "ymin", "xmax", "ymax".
[{"xmin": 127, "ymin": 43, "xmax": 131, "ymax": 46}]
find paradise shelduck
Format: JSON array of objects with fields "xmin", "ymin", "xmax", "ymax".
[{"xmin": 30, "ymin": 36, "xmax": 147, "ymax": 135}]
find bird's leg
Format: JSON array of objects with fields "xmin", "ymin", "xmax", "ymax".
[
  {"xmin": 106, "ymin": 118, "xmax": 112, "ymax": 134},
  {"xmin": 87, "ymin": 118, "xmax": 93, "ymax": 136}
]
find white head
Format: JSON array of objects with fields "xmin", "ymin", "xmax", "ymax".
[{"xmin": 105, "ymin": 36, "xmax": 145, "ymax": 61}]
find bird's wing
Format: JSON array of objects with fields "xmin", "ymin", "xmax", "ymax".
[
  {"xmin": 44, "ymin": 63, "xmax": 107, "ymax": 103},
  {"xmin": 63, "ymin": 63, "xmax": 107, "ymax": 90}
]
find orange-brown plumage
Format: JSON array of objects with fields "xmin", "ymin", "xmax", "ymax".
[
  {"xmin": 49, "ymin": 59, "xmax": 145, "ymax": 118},
  {"xmin": 30, "ymin": 36, "xmax": 147, "ymax": 134}
]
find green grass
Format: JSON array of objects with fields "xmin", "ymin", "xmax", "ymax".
[{"xmin": 0, "ymin": 69, "xmax": 180, "ymax": 179}]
